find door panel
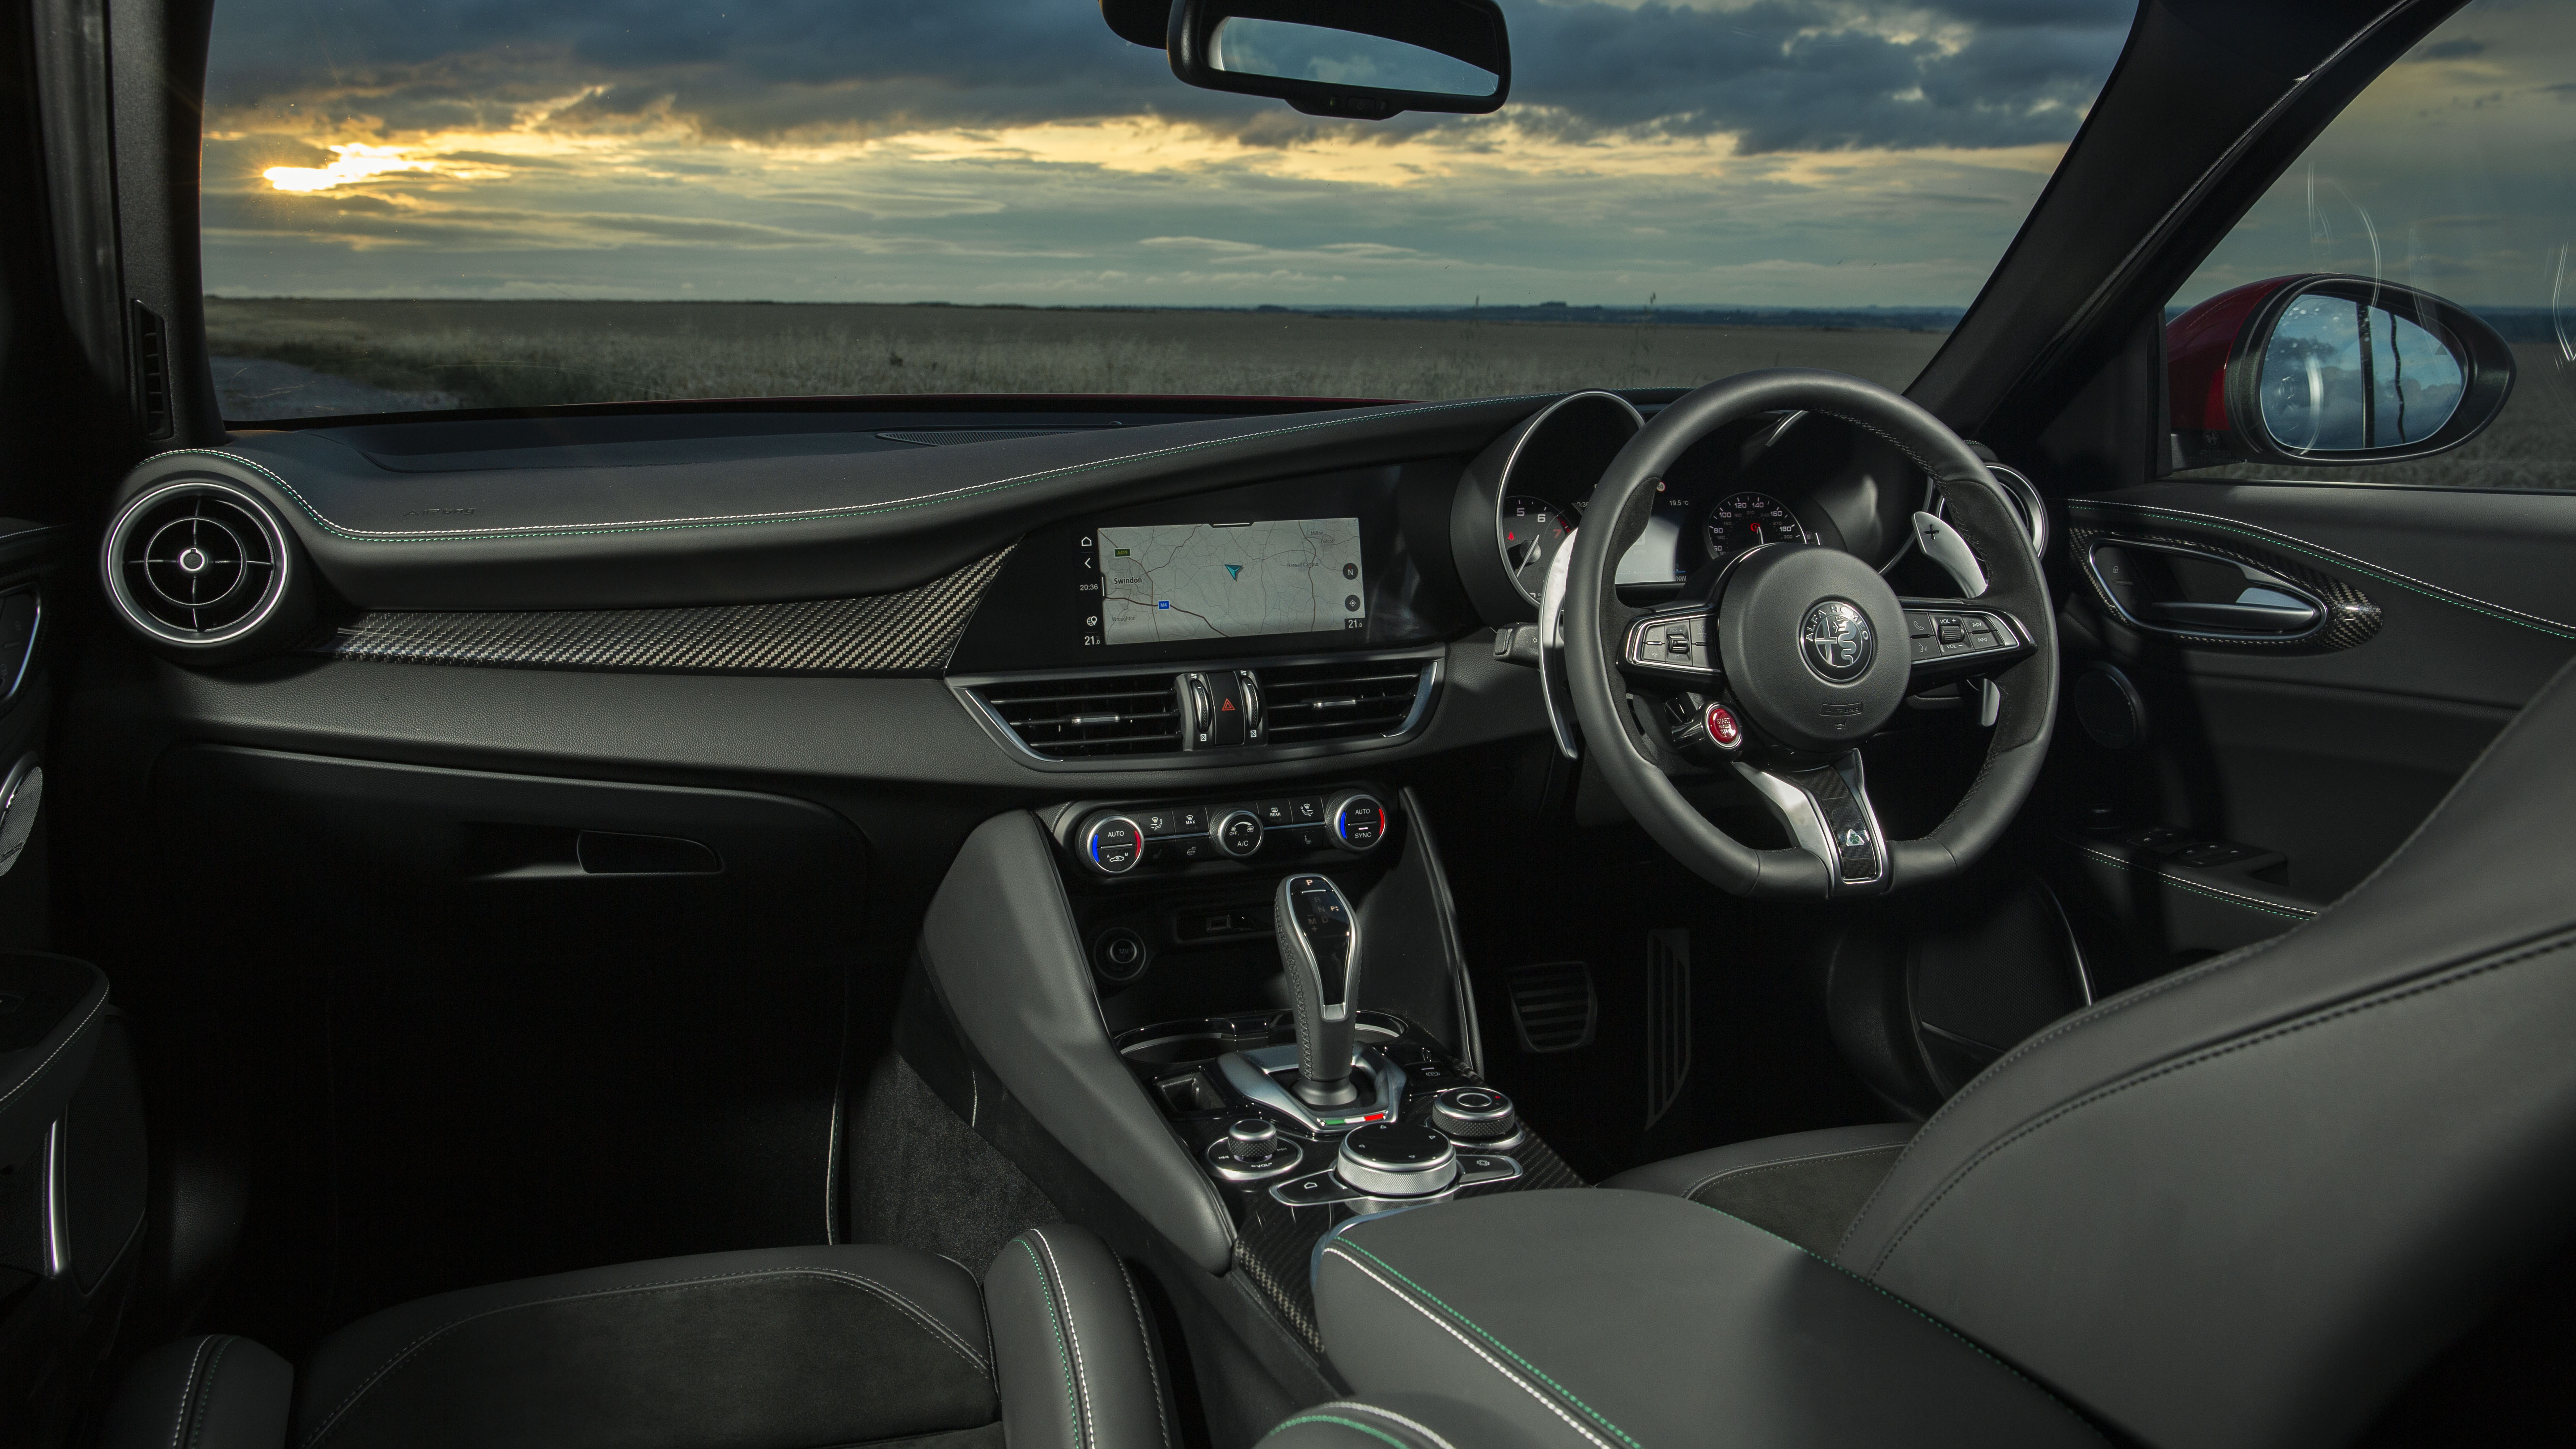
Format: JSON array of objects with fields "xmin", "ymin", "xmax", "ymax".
[
  {"xmin": 0, "ymin": 523, "xmax": 57, "ymax": 949},
  {"xmin": 2050, "ymin": 479, "xmax": 2576, "ymax": 981}
]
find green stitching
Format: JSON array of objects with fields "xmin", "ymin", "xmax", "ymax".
[
  {"xmin": 2067, "ymin": 500, "xmax": 2576, "ymax": 640},
  {"xmin": 148, "ymin": 393, "xmax": 1554, "ymax": 546},
  {"xmin": 1272, "ymin": 1415, "xmax": 1414, "ymax": 1449},
  {"xmin": 1334, "ymin": 1241, "xmax": 1642, "ymax": 1449},
  {"xmin": 1017, "ymin": 1239, "xmax": 1083, "ymax": 1444},
  {"xmin": 2074, "ymin": 847, "xmax": 2314, "ymax": 921}
]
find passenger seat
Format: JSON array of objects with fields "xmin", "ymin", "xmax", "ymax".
[{"xmin": 102, "ymin": 1224, "xmax": 1171, "ymax": 1449}]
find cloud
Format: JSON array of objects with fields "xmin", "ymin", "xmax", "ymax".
[
  {"xmin": 194, "ymin": 0, "xmax": 2156, "ymax": 307},
  {"xmin": 204, "ymin": 0, "xmax": 2131, "ymax": 153}
]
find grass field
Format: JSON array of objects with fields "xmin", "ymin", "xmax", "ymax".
[
  {"xmin": 203, "ymin": 297, "xmax": 2575, "ymax": 490},
  {"xmin": 202, "ymin": 297, "xmax": 1949, "ymax": 415}
]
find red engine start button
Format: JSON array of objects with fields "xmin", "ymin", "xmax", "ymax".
[{"xmin": 1704, "ymin": 703, "xmax": 1744, "ymax": 750}]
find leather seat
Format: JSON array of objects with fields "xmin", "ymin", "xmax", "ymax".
[
  {"xmin": 102, "ymin": 1225, "xmax": 1173, "ymax": 1449},
  {"xmin": 1600, "ymin": 1122, "xmax": 1915, "ymax": 1254},
  {"xmin": 1301, "ymin": 656, "xmax": 2576, "ymax": 1448}
]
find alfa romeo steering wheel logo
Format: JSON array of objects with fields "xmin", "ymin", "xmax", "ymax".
[{"xmin": 1801, "ymin": 599, "xmax": 1875, "ymax": 682}]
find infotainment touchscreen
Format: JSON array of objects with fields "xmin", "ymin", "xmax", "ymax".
[{"xmin": 1095, "ymin": 518, "xmax": 1365, "ymax": 645}]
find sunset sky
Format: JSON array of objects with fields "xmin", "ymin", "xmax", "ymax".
[{"xmin": 195, "ymin": 0, "xmax": 2574, "ymax": 310}]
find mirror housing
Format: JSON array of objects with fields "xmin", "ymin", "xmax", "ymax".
[
  {"xmin": 2167, "ymin": 274, "xmax": 2516, "ymax": 469},
  {"xmin": 1165, "ymin": 0, "xmax": 1510, "ymax": 120}
]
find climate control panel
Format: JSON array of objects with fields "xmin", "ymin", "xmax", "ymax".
[{"xmin": 1071, "ymin": 786, "xmax": 1394, "ymax": 877}]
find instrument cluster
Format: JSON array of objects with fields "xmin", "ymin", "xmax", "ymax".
[{"xmin": 1449, "ymin": 392, "xmax": 1939, "ymax": 627}]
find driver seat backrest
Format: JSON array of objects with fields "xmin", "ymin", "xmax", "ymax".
[{"xmin": 1832, "ymin": 656, "xmax": 2576, "ymax": 1449}]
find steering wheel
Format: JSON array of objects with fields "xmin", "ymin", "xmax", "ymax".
[{"xmin": 1546, "ymin": 370, "xmax": 2059, "ymax": 898}]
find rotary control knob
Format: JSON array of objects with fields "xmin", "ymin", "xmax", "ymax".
[
  {"xmin": 1212, "ymin": 808, "xmax": 1263, "ymax": 859},
  {"xmin": 1081, "ymin": 814, "xmax": 1145, "ymax": 876},
  {"xmin": 1225, "ymin": 1118, "xmax": 1284, "ymax": 1166},
  {"xmin": 1335, "ymin": 1122, "xmax": 1458, "ymax": 1198},
  {"xmin": 1324, "ymin": 791, "xmax": 1390, "ymax": 853},
  {"xmin": 1428, "ymin": 1086, "xmax": 1519, "ymax": 1143}
]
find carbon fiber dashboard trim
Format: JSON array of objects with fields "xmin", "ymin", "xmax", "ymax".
[{"xmin": 320, "ymin": 546, "xmax": 1011, "ymax": 673}]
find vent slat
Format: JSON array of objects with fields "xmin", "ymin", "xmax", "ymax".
[
  {"xmin": 1244, "ymin": 660, "xmax": 1427, "ymax": 746},
  {"xmin": 974, "ymin": 671, "xmax": 1184, "ymax": 760}
]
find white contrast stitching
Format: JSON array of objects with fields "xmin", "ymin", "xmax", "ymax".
[
  {"xmin": 1302, "ymin": 1402, "xmax": 1466, "ymax": 1449},
  {"xmin": 2072, "ymin": 845, "xmax": 2317, "ymax": 920},
  {"xmin": 2068, "ymin": 498, "xmax": 2576, "ymax": 638},
  {"xmin": 0, "ymin": 991, "xmax": 107, "ymax": 1115},
  {"xmin": 169, "ymin": 1337, "xmax": 217, "ymax": 1449},
  {"xmin": 1116, "ymin": 1255, "xmax": 1173, "ymax": 1449},
  {"xmin": 297, "ymin": 1264, "xmax": 988, "ymax": 1448},
  {"xmin": 1677, "ymin": 1141, "xmax": 1908, "ymax": 1203},
  {"xmin": 1030, "ymin": 1229, "xmax": 1097, "ymax": 1449},
  {"xmin": 1319, "ymin": 1248, "xmax": 1615, "ymax": 1449},
  {"xmin": 144, "ymin": 397, "xmax": 1549, "ymax": 543}
]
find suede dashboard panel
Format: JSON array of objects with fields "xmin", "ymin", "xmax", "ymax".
[{"xmin": 148, "ymin": 395, "xmax": 1554, "ymax": 612}]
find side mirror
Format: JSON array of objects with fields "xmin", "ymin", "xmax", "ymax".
[
  {"xmin": 1162, "ymin": 0, "xmax": 1510, "ymax": 120},
  {"xmin": 2166, "ymin": 274, "xmax": 2516, "ymax": 469}
]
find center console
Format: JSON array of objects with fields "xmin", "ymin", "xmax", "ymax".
[
  {"xmin": 914, "ymin": 783, "xmax": 1581, "ymax": 1368},
  {"xmin": 1033, "ymin": 784, "xmax": 1584, "ymax": 1351}
]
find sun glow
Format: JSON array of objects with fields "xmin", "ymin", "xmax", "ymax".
[{"xmin": 263, "ymin": 143, "xmax": 435, "ymax": 192}]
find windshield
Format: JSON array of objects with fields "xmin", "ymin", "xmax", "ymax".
[{"xmin": 200, "ymin": 0, "xmax": 2132, "ymax": 420}]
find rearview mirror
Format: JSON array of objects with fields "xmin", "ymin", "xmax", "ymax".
[
  {"xmin": 2167, "ymin": 274, "xmax": 2516, "ymax": 469},
  {"xmin": 1165, "ymin": 0, "xmax": 1510, "ymax": 120}
]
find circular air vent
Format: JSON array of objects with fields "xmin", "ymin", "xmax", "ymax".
[{"xmin": 103, "ymin": 480, "xmax": 296, "ymax": 647}]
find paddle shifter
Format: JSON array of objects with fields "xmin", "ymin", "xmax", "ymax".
[{"xmin": 1274, "ymin": 872, "xmax": 1363, "ymax": 1108}]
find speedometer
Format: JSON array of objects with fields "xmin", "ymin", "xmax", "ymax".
[
  {"xmin": 1704, "ymin": 491, "xmax": 1807, "ymax": 565},
  {"xmin": 1501, "ymin": 496, "xmax": 1575, "ymax": 599}
]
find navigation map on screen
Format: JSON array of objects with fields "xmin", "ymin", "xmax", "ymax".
[{"xmin": 1096, "ymin": 518, "xmax": 1365, "ymax": 644}]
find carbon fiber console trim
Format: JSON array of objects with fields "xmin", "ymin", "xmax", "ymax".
[{"xmin": 320, "ymin": 546, "xmax": 1012, "ymax": 673}]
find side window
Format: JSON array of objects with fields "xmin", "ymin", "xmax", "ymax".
[{"xmin": 2165, "ymin": 0, "xmax": 2575, "ymax": 492}]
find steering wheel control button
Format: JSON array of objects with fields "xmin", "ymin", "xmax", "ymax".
[
  {"xmin": 1623, "ymin": 610, "xmax": 1713, "ymax": 674},
  {"xmin": 1703, "ymin": 703, "xmax": 1745, "ymax": 752},
  {"xmin": 1083, "ymin": 815, "xmax": 1145, "ymax": 875},
  {"xmin": 1430, "ymin": 1086, "xmax": 1520, "ymax": 1142},
  {"xmin": 1326, "ymin": 792, "xmax": 1388, "ymax": 851},
  {"xmin": 1215, "ymin": 809, "xmax": 1264, "ymax": 858},
  {"xmin": 1335, "ymin": 1122, "xmax": 1459, "ymax": 1197}
]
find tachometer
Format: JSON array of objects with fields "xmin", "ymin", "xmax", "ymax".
[
  {"xmin": 1502, "ymin": 496, "xmax": 1575, "ymax": 598},
  {"xmin": 1704, "ymin": 491, "xmax": 1807, "ymax": 565}
]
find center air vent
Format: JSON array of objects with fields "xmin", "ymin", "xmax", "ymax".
[
  {"xmin": 104, "ymin": 480, "xmax": 294, "ymax": 646},
  {"xmin": 974, "ymin": 673, "xmax": 1184, "ymax": 759},
  {"xmin": 1253, "ymin": 659, "xmax": 1429, "ymax": 745}
]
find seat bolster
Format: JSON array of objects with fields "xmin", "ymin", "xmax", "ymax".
[
  {"xmin": 985, "ymin": 1224, "xmax": 1177, "ymax": 1449},
  {"xmin": 102, "ymin": 1335, "xmax": 293, "ymax": 1449},
  {"xmin": 293, "ymin": 1245, "xmax": 996, "ymax": 1449},
  {"xmin": 1599, "ymin": 1123, "xmax": 1915, "ymax": 1254},
  {"xmin": 1599, "ymin": 1122, "xmax": 1915, "ymax": 1200},
  {"xmin": 1261, "ymin": 1394, "xmax": 1554, "ymax": 1449}
]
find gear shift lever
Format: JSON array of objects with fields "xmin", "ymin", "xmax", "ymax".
[{"xmin": 1274, "ymin": 872, "xmax": 1362, "ymax": 1108}]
